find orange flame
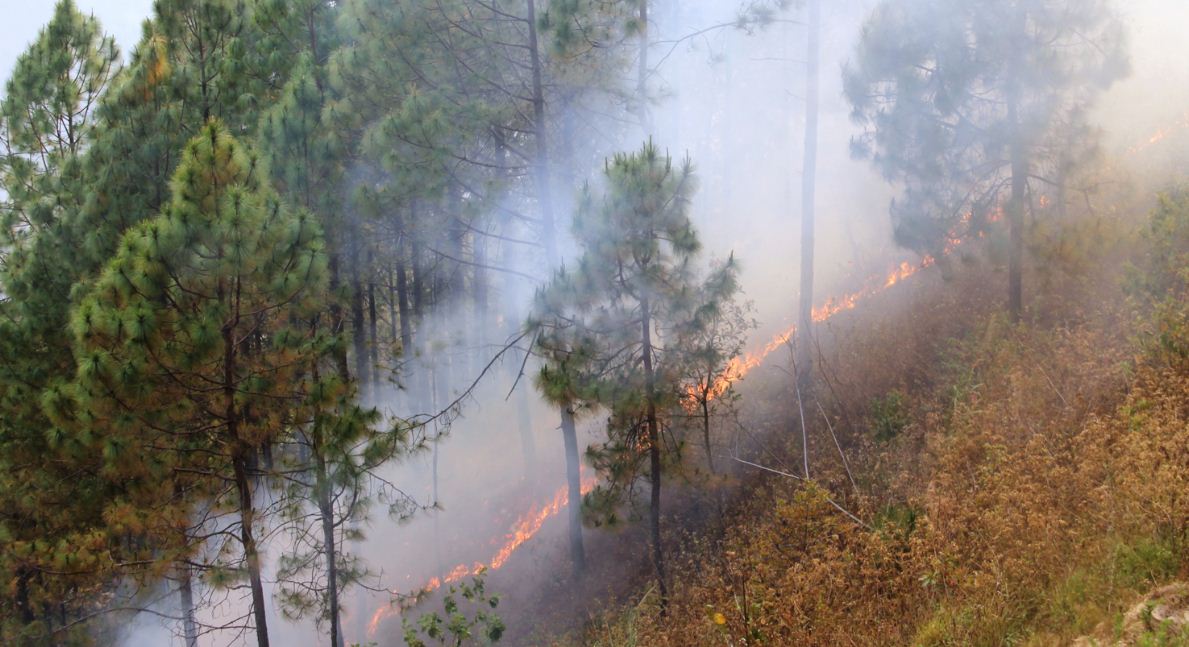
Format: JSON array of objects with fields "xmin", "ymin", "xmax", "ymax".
[
  {"xmin": 690, "ymin": 254, "xmax": 938, "ymax": 402},
  {"xmin": 367, "ymin": 475, "xmax": 600, "ymax": 638},
  {"xmin": 1125, "ymin": 111, "xmax": 1189, "ymax": 157}
]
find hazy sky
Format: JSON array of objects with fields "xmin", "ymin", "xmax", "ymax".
[{"xmin": 0, "ymin": 0, "xmax": 153, "ymax": 91}]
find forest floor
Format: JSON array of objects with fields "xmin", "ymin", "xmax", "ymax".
[{"xmin": 534, "ymin": 189, "xmax": 1189, "ymax": 646}]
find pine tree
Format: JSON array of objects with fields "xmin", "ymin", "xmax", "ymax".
[
  {"xmin": 533, "ymin": 141, "xmax": 740, "ymax": 608},
  {"xmin": 844, "ymin": 0, "xmax": 1128, "ymax": 321},
  {"xmin": 0, "ymin": 2, "xmax": 121, "ymax": 640},
  {"xmin": 66, "ymin": 0, "xmax": 283, "ymax": 280},
  {"xmin": 56, "ymin": 121, "xmax": 326, "ymax": 647}
]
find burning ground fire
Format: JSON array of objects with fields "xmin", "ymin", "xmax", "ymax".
[
  {"xmin": 700, "ymin": 254, "xmax": 939, "ymax": 400},
  {"xmin": 364, "ymin": 117, "xmax": 1186, "ymax": 642},
  {"xmin": 366, "ymin": 475, "xmax": 600, "ymax": 638},
  {"xmin": 1125, "ymin": 110, "xmax": 1189, "ymax": 157}
]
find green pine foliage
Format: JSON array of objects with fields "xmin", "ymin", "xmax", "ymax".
[
  {"xmin": 51, "ymin": 121, "xmax": 325, "ymax": 645},
  {"xmin": 0, "ymin": 2, "xmax": 122, "ymax": 641}
]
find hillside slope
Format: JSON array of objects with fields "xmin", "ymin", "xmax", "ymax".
[{"xmin": 567, "ymin": 190, "xmax": 1189, "ymax": 646}]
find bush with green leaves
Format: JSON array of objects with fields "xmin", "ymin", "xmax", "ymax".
[{"xmin": 401, "ymin": 575, "xmax": 504, "ymax": 647}]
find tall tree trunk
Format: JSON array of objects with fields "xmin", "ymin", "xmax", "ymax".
[
  {"xmin": 314, "ymin": 438, "xmax": 344, "ymax": 647},
  {"xmin": 367, "ymin": 261, "xmax": 379, "ymax": 388},
  {"xmin": 395, "ymin": 259, "xmax": 414, "ymax": 359},
  {"xmin": 350, "ymin": 242, "xmax": 369, "ymax": 396},
  {"xmin": 637, "ymin": 0, "xmax": 652, "ymax": 134},
  {"xmin": 701, "ymin": 393, "xmax": 715, "ymax": 475},
  {"xmin": 640, "ymin": 298, "xmax": 668, "ymax": 610},
  {"xmin": 1007, "ymin": 6, "xmax": 1027, "ymax": 323},
  {"xmin": 328, "ymin": 253, "xmax": 350, "ymax": 380},
  {"xmin": 177, "ymin": 560, "xmax": 198, "ymax": 647},
  {"xmin": 224, "ymin": 292, "xmax": 269, "ymax": 647},
  {"xmin": 233, "ymin": 452, "xmax": 269, "ymax": 647},
  {"xmin": 16, "ymin": 568, "xmax": 33, "ymax": 626},
  {"xmin": 473, "ymin": 231, "xmax": 489, "ymax": 355},
  {"xmin": 173, "ymin": 486, "xmax": 199, "ymax": 647},
  {"xmin": 524, "ymin": 0, "xmax": 559, "ymax": 267},
  {"xmin": 387, "ymin": 266, "xmax": 398, "ymax": 345},
  {"xmin": 1009, "ymin": 139, "xmax": 1026, "ymax": 322},
  {"xmin": 795, "ymin": 0, "xmax": 820, "ymax": 392},
  {"xmin": 560, "ymin": 406, "xmax": 586, "ymax": 577},
  {"xmin": 430, "ymin": 366, "xmax": 444, "ymax": 573}
]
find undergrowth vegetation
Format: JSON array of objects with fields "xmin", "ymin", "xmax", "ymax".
[{"xmin": 570, "ymin": 192, "xmax": 1189, "ymax": 646}]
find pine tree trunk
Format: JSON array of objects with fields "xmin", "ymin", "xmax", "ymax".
[
  {"xmin": 701, "ymin": 393, "xmax": 715, "ymax": 475},
  {"xmin": 640, "ymin": 298, "xmax": 668, "ymax": 610},
  {"xmin": 16, "ymin": 568, "xmax": 33, "ymax": 625},
  {"xmin": 796, "ymin": 0, "xmax": 820, "ymax": 392},
  {"xmin": 177, "ymin": 560, "xmax": 198, "ymax": 647},
  {"xmin": 233, "ymin": 452, "xmax": 270, "ymax": 647},
  {"xmin": 350, "ymin": 243, "xmax": 369, "ymax": 395},
  {"xmin": 637, "ymin": 0, "xmax": 652, "ymax": 134},
  {"xmin": 473, "ymin": 231, "xmax": 489, "ymax": 358},
  {"xmin": 560, "ymin": 406, "xmax": 586, "ymax": 577},
  {"xmin": 328, "ymin": 253, "xmax": 350, "ymax": 380},
  {"xmin": 387, "ymin": 266, "xmax": 398, "ymax": 344},
  {"xmin": 1008, "ymin": 96, "xmax": 1027, "ymax": 322},
  {"xmin": 224, "ymin": 301, "xmax": 269, "ymax": 647},
  {"xmin": 1007, "ymin": 7, "xmax": 1027, "ymax": 323},
  {"xmin": 396, "ymin": 258, "xmax": 414, "ymax": 359},
  {"xmin": 367, "ymin": 267, "xmax": 379, "ymax": 387},
  {"xmin": 524, "ymin": 0, "xmax": 559, "ymax": 267},
  {"xmin": 314, "ymin": 443, "xmax": 344, "ymax": 647}
]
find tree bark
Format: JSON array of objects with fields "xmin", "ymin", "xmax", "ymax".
[
  {"xmin": 701, "ymin": 393, "xmax": 715, "ymax": 475},
  {"xmin": 1008, "ymin": 104, "xmax": 1027, "ymax": 322},
  {"xmin": 637, "ymin": 0, "xmax": 652, "ymax": 135},
  {"xmin": 473, "ymin": 230, "xmax": 489, "ymax": 354},
  {"xmin": 177, "ymin": 560, "xmax": 198, "ymax": 647},
  {"xmin": 640, "ymin": 298, "xmax": 668, "ymax": 610},
  {"xmin": 367, "ymin": 264, "xmax": 379, "ymax": 387},
  {"xmin": 328, "ymin": 253, "xmax": 350, "ymax": 381},
  {"xmin": 233, "ymin": 452, "xmax": 269, "ymax": 647},
  {"xmin": 1009, "ymin": 142, "xmax": 1026, "ymax": 322},
  {"xmin": 796, "ymin": 0, "xmax": 820, "ymax": 392},
  {"xmin": 314, "ymin": 438, "xmax": 344, "ymax": 647},
  {"xmin": 387, "ymin": 266, "xmax": 398, "ymax": 345},
  {"xmin": 395, "ymin": 258, "xmax": 413, "ymax": 360},
  {"xmin": 560, "ymin": 406, "xmax": 586, "ymax": 577},
  {"xmin": 224, "ymin": 290, "xmax": 269, "ymax": 647},
  {"xmin": 1007, "ymin": 6, "xmax": 1027, "ymax": 323},
  {"xmin": 349, "ymin": 242, "xmax": 369, "ymax": 395},
  {"xmin": 524, "ymin": 0, "xmax": 559, "ymax": 267}
]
